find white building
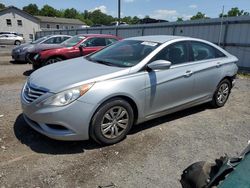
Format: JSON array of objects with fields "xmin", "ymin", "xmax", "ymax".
[
  {"xmin": 0, "ymin": 6, "xmax": 40, "ymax": 42},
  {"xmin": 0, "ymin": 6, "xmax": 86, "ymax": 42}
]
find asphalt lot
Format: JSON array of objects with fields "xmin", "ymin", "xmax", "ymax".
[{"xmin": 0, "ymin": 59, "xmax": 250, "ymax": 187}]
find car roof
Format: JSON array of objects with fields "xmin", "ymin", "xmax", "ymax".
[
  {"xmin": 125, "ymin": 35, "xmax": 188, "ymax": 43},
  {"xmin": 77, "ymin": 34, "xmax": 118, "ymax": 38}
]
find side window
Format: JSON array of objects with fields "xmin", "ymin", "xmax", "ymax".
[
  {"xmin": 152, "ymin": 41, "xmax": 189, "ymax": 65},
  {"xmin": 106, "ymin": 38, "xmax": 118, "ymax": 45},
  {"xmin": 84, "ymin": 38, "xmax": 106, "ymax": 47},
  {"xmin": 190, "ymin": 41, "xmax": 226, "ymax": 61},
  {"xmin": 43, "ymin": 37, "xmax": 61, "ymax": 44}
]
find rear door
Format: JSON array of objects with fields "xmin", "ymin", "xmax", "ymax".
[
  {"xmin": 188, "ymin": 41, "xmax": 226, "ymax": 100},
  {"xmin": 81, "ymin": 37, "xmax": 107, "ymax": 55},
  {"xmin": 145, "ymin": 41, "xmax": 196, "ymax": 117}
]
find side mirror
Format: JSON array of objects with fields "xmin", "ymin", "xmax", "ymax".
[
  {"xmin": 79, "ymin": 43, "xmax": 87, "ymax": 48},
  {"xmin": 147, "ymin": 60, "xmax": 172, "ymax": 70}
]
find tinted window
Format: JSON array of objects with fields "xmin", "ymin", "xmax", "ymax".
[
  {"xmin": 106, "ymin": 38, "xmax": 118, "ymax": 45},
  {"xmin": 152, "ymin": 41, "xmax": 189, "ymax": 65},
  {"xmin": 190, "ymin": 41, "xmax": 226, "ymax": 61},
  {"xmin": 84, "ymin": 38, "xmax": 106, "ymax": 47},
  {"xmin": 43, "ymin": 37, "xmax": 62, "ymax": 44}
]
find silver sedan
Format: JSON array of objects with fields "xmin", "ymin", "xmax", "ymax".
[{"xmin": 21, "ymin": 35, "xmax": 238, "ymax": 145}]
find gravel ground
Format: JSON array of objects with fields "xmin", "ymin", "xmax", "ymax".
[{"xmin": 0, "ymin": 63, "xmax": 249, "ymax": 188}]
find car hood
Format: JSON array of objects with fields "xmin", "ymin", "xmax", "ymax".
[
  {"xmin": 13, "ymin": 43, "xmax": 32, "ymax": 51},
  {"xmin": 32, "ymin": 44, "xmax": 63, "ymax": 53},
  {"xmin": 28, "ymin": 57, "xmax": 130, "ymax": 93}
]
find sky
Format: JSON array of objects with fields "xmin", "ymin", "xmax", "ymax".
[{"xmin": 1, "ymin": 0, "xmax": 250, "ymax": 21}]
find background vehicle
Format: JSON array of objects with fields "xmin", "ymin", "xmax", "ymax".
[
  {"xmin": 31, "ymin": 34, "xmax": 120, "ymax": 69},
  {"xmin": 21, "ymin": 35, "xmax": 238, "ymax": 145},
  {"xmin": 0, "ymin": 34, "xmax": 24, "ymax": 45},
  {"xmin": 12, "ymin": 35, "xmax": 71, "ymax": 62},
  {"xmin": 180, "ymin": 142, "xmax": 250, "ymax": 188},
  {"xmin": 107, "ymin": 21, "xmax": 128, "ymax": 26}
]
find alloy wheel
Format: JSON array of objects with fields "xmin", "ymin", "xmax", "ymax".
[
  {"xmin": 101, "ymin": 106, "xmax": 129, "ymax": 139},
  {"xmin": 216, "ymin": 83, "xmax": 229, "ymax": 104}
]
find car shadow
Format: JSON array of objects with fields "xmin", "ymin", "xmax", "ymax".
[
  {"xmin": 14, "ymin": 103, "xmax": 211, "ymax": 155},
  {"xmin": 129, "ymin": 103, "xmax": 211, "ymax": 135},
  {"xmin": 13, "ymin": 114, "xmax": 101, "ymax": 155},
  {"xmin": 9, "ymin": 60, "xmax": 27, "ymax": 64},
  {"xmin": 23, "ymin": 69, "xmax": 34, "ymax": 76}
]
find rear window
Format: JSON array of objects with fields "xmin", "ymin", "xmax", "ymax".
[{"xmin": 190, "ymin": 41, "xmax": 226, "ymax": 61}]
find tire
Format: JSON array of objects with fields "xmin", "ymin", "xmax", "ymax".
[
  {"xmin": 211, "ymin": 79, "xmax": 231, "ymax": 108},
  {"xmin": 44, "ymin": 57, "xmax": 63, "ymax": 66},
  {"xmin": 14, "ymin": 40, "xmax": 21, "ymax": 45},
  {"xmin": 90, "ymin": 98, "xmax": 134, "ymax": 145}
]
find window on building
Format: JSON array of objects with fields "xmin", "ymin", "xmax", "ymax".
[
  {"xmin": 29, "ymin": 34, "xmax": 34, "ymax": 40},
  {"xmin": 71, "ymin": 26, "xmax": 74, "ymax": 29},
  {"xmin": 65, "ymin": 26, "xmax": 69, "ymax": 29},
  {"xmin": 56, "ymin": 25, "xmax": 60, "ymax": 29},
  {"xmin": 17, "ymin": 20, "xmax": 23, "ymax": 26},
  {"xmin": 47, "ymin": 24, "xmax": 50, "ymax": 29},
  {"xmin": 6, "ymin": 19, "xmax": 12, "ymax": 26}
]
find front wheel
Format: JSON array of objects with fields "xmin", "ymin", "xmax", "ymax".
[
  {"xmin": 90, "ymin": 98, "xmax": 134, "ymax": 145},
  {"xmin": 211, "ymin": 79, "xmax": 231, "ymax": 108},
  {"xmin": 44, "ymin": 57, "xmax": 63, "ymax": 66}
]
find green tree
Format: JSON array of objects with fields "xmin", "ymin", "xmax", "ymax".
[
  {"xmin": 0, "ymin": 3, "xmax": 5, "ymax": 10},
  {"xmin": 64, "ymin": 8, "xmax": 78, "ymax": 19},
  {"xmin": 177, "ymin": 17, "xmax": 183, "ymax": 22},
  {"xmin": 190, "ymin": 12, "xmax": 209, "ymax": 20},
  {"xmin": 40, "ymin": 4, "xmax": 62, "ymax": 17},
  {"xmin": 89, "ymin": 10, "xmax": 114, "ymax": 25},
  {"xmin": 220, "ymin": 7, "xmax": 250, "ymax": 17},
  {"xmin": 23, "ymin": 4, "xmax": 40, "ymax": 15},
  {"xmin": 131, "ymin": 16, "xmax": 140, "ymax": 24}
]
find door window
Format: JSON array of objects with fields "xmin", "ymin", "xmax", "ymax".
[
  {"xmin": 106, "ymin": 38, "xmax": 118, "ymax": 45},
  {"xmin": 190, "ymin": 41, "xmax": 226, "ymax": 61},
  {"xmin": 152, "ymin": 41, "xmax": 189, "ymax": 65},
  {"xmin": 43, "ymin": 37, "xmax": 62, "ymax": 44},
  {"xmin": 84, "ymin": 38, "xmax": 106, "ymax": 47}
]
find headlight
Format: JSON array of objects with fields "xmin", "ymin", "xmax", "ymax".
[
  {"xmin": 34, "ymin": 53, "xmax": 40, "ymax": 60},
  {"xmin": 38, "ymin": 83, "xmax": 94, "ymax": 107}
]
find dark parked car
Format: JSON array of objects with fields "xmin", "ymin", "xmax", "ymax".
[
  {"xmin": 31, "ymin": 34, "xmax": 120, "ymax": 69},
  {"xmin": 181, "ymin": 142, "xmax": 250, "ymax": 188},
  {"xmin": 12, "ymin": 35, "xmax": 71, "ymax": 62}
]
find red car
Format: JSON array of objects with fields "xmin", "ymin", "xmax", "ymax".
[{"xmin": 31, "ymin": 34, "xmax": 120, "ymax": 69}]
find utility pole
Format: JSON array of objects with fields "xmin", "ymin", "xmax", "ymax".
[
  {"xmin": 118, "ymin": 0, "xmax": 121, "ymax": 24},
  {"xmin": 218, "ymin": 5, "xmax": 225, "ymax": 46}
]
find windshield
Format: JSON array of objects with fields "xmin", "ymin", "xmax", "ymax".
[
  {"xmin": 87, "ymin": 40, "xmax": 160, "ymax": 67},
  {"xmin": 62, "ymin": 35, "xmax": 86, "ymax": 47},
  {"xmin": 31, "ymin": 36, "xmax": 50, "ymax": 44}
]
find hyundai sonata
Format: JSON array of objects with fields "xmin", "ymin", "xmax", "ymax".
[{"xmin": 21, "ymin": 35, "xmax": 238, "ymax": 145}]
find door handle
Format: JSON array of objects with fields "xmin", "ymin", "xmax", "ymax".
[
  {"xmin": 216, "ymin": 62, "xmax": 221, "ymax": 68},
  {"xmin": 184, "ymin": 70, "xmax": 193, "ymax": 77}
]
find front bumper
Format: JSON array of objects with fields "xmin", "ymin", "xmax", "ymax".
[
  {"xmin": 12, "ymin": 51, "xmax": 27, "ymax": 61},
  {"xmin": 21, "ymin": 95, "xmax": 96, "ymax": 141}
]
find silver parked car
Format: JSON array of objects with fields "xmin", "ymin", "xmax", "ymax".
[
  {"xmin": 12, "ymin": 35, "xmax": 71, "ymax": 62},
  {"xmin": 0, "ymin": 34, "xmax": 24, "ymax": 45},
  {"xmin": 21, "ymin": 35, "xmax": 238, "ymax": 145}
]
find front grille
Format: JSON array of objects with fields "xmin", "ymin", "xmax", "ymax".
[{"xmin": 23, "ymin": 83, "xmax": 47, "ymax": 103}]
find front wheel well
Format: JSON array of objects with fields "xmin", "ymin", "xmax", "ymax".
[
  {"xmin": 92, "ymin": 96, "xmax": 139, "ymax": 125},
  {"xmin": 46, "ymin": 55, "xmax": 66, "ymax": 61}
]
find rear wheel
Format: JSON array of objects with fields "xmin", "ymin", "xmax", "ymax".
[
  {"xmin": 211, "ymin": 79, "xmax": 231, "ymax": 108},
  {"xmin": 14, "ymin": 40, "xmax": 21, "ymax": 45},
  {"xmin": 44, "ymin": 57, "xmax": 63, "ymax": 66},
  {"xmin": 90, "ymin": 98, "xmax": 134, "ymax": 145}
]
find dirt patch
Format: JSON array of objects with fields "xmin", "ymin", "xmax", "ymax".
[{"xmin": 0, "ymin": 63, "xmax": 249, "ymax": 188}]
